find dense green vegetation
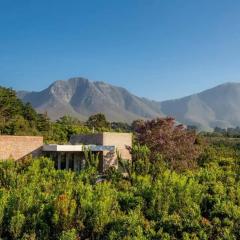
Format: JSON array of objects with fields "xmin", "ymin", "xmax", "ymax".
[
  {"xmin": 0, "ymin": 87, "xmax": 131, "ymax": 143},
  {"xmin": 0, "ymin": 141, "xmax": 240, "ymax": 239},
  {"xmin": 0, "ymin": 87, "xmax": 48, "ymax": 136},
  {"xmin": 213, "ymin": 126, "xmax": 240, "ymax": 137},
  {"xmin": 0, "ymin": 86, "xmax": 240, "ymax": 239}
]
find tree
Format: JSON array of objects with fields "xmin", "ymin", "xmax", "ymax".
[
  {"xmin": 22, "ymin": 102, "xmax": 38, "ymax": 123},
  {"xmin": 36, "ymin": 112, "xmax": 51, "ymax": 133},
  {"xmin": 0, "ymin": 147, "xmax": 239, "ymax": 240},
  {"xmin": 110, "ymin": 122, "xmax": 131, "ymax": 132},
  {"xmin": 86, "ymin": 113, "xmax": 110, "ymax": 130},
  {"xmin": 59, "ymin": 229, "xmax": 78, "ymax": 240},
  {"xmin": 134, "ymin": 117, "xmax": 201, "ymax": 171},
  {"xmin": 0, "ymin": 87, "xmax": 23, "ymax": 122},
  {"xmin": 47, "ymin": 115, "xmax": 90, "ymax": 143},
  {"xmin": 0, "ymin": 86, "xmax": 42, "ymax": 135}
]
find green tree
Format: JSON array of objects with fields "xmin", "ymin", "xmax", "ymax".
[
  {"xmin": 59, "ymin": 229, "xmax": 78, "ymax": 240},
  {"xmin": 86, "ymin": 113, "xmax": 110, "ymax": 130},
  {"xmin": 0, "ymin": 86, "xmax": 42, "ymax": 135},
  {"xmin": 47, "ymin": 115, "xmax": 90, "ymax": 143}
]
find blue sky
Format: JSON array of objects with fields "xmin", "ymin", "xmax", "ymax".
[{"xmin": 1, "ymin": 0, "xmax": 240, "ymax": 100}]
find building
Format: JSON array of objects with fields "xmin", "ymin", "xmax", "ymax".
[
  {"xmin": 0, "ymin": 133, "xmax": 132, "ymax": 172},
  {"xmin": 43, "ymin": 132, "xmax": 132, "ymax": 172}
]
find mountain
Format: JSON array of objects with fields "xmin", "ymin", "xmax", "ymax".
[
  {"xmin": 18, "ymin": 78, "xmax": 240, "ymax": 130},
  {"xmin": 159, "ymin": 82, "xmax": 240, "ymax": 130},
  {"xmin": 18, "ymin": 78, "xmax": 162, "ymax": 122}
]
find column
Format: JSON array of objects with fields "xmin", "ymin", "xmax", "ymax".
[
  {"xmin": 66, "ymin": 153, "xmax": 70, "ymax": 170},
  {"xmin": 57, "ymin": 153, "xmax": 61, "ymax": 170},
  {"xmin": 81, "ymin": 154, "xmax": 85, "ymax": 170},
  {"xmin": 74, "ymin": 153, "xmax": 78, "ymax": 172}
]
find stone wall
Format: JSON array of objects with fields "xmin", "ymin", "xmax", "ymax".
[{"xmin": 0, "ymin": 136, "xmax": 43, "ymax": 160}]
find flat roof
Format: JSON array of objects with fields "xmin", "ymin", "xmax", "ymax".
[{"xmin": 43, "ymin": 144, "xmax": 115, "ymax": 152}]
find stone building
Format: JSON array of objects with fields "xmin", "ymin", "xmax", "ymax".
[{"xmin": 0, "ymin": 133, "xmax": 132, "ymax": 172}]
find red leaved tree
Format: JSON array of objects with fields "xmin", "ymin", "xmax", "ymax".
[{"xmin": 133, "ymin": 117, "xmax": 201, "ymax": 171}]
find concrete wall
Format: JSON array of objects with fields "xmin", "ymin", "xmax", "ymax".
[
  {"xmin": 70, "ymin": 134, "xmax": 103, "ymax": 145},
  {"xmin": 102, "ymin": 132, "xmax": 132, "ymax": 170},
  {"xmin": 70, "ymin": 132, "xmax": 132, "ymax": 170},
  {"xmin": 0, "ymin": 136, "xmax": 43, "ymax": 160},
  {"xmin": 102, "ymin": 132, "xmax": 132, "ymax": 160}
]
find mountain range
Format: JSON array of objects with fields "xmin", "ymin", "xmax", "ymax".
[{"xmin": 17, "ymin": 78, "xmax": 240, "ymax": 130}]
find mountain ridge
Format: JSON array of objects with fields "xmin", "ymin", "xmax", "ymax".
[
  {"xmin": 17, "ymin": 78, "xmax": 240, "ymax": 129},
  {"xmin": 18, "ymin": 77, "xmax": 162, "ymax": 122}
]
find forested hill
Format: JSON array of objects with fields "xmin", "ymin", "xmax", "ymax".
[
  {"xmin": 0, "ymin": 86, "xmax": 50, "ymax": 136},
  {"xmin": 0, "ymin": 86, "xmax": 131, "ymax": 143}
]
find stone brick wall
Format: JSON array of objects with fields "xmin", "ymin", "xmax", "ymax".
[{"xmin": 0, "ymin": 136, "xmax": 43, "ymax": 160}]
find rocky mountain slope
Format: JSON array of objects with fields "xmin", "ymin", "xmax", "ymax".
[
  {"xmin": 159, "ymin": 82, "xmax": 240, "ymax": 130},
  {"xmin": 18, "ymin": 78, "xmax": 162, "ymax": 122},
  {"xmin": 18, "ymin": 78, "xmax": 240, "ymax": 129}
]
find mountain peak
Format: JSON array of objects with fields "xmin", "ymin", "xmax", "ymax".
[
  {"xmin": 18, "ymin": 78, "xmax": 240, "ymax": 129},
  {"xmin": 51, "ymin": 77, "xmax": 90, "ymax": 87},
  {"xmin": 19, "ymin": 77, "xmax": 162, "ymax": 122}
]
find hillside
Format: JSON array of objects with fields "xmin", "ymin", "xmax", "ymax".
[
  {"xmin": 18, "ymin": 78, "xmax": 162, "ymax": 122},
  {"xmin": 18, "ymin": 79, "xmax": 240, "ymax": 129},
  {"xmin": 159, "ymin": 82, "xmax": 240, "ymax": 130}
]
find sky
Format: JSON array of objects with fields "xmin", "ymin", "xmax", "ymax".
[{"xmin": 1, "ymin": 0, "xmax": 240, "ymax": 101}]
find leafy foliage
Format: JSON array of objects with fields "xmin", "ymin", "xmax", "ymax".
[
  {"xmin": 86, "ymin": 113, "xmax": 110, "ymax": 131},
  {"xmin": 0, "ymin": 140, "xmax": 239, "ymax": 239},
  {"xmin": 134, "ymin": 117, "xmax": 201, "ymax": 171},
  {"xmin": 0, "ymin": 86, "xmax": 130, "ymax": 143},
  {"xmin": 0, "ymin": 86, "xmax": 240, "ymax": 239},
  {"xmin": 46, "ymin": 116, "xmax": 91, "ymax": 143}
]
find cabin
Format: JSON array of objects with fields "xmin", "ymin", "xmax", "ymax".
[{"xmin": 0, "ymin": 133, "xmax": 132, "ymax": 172}]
